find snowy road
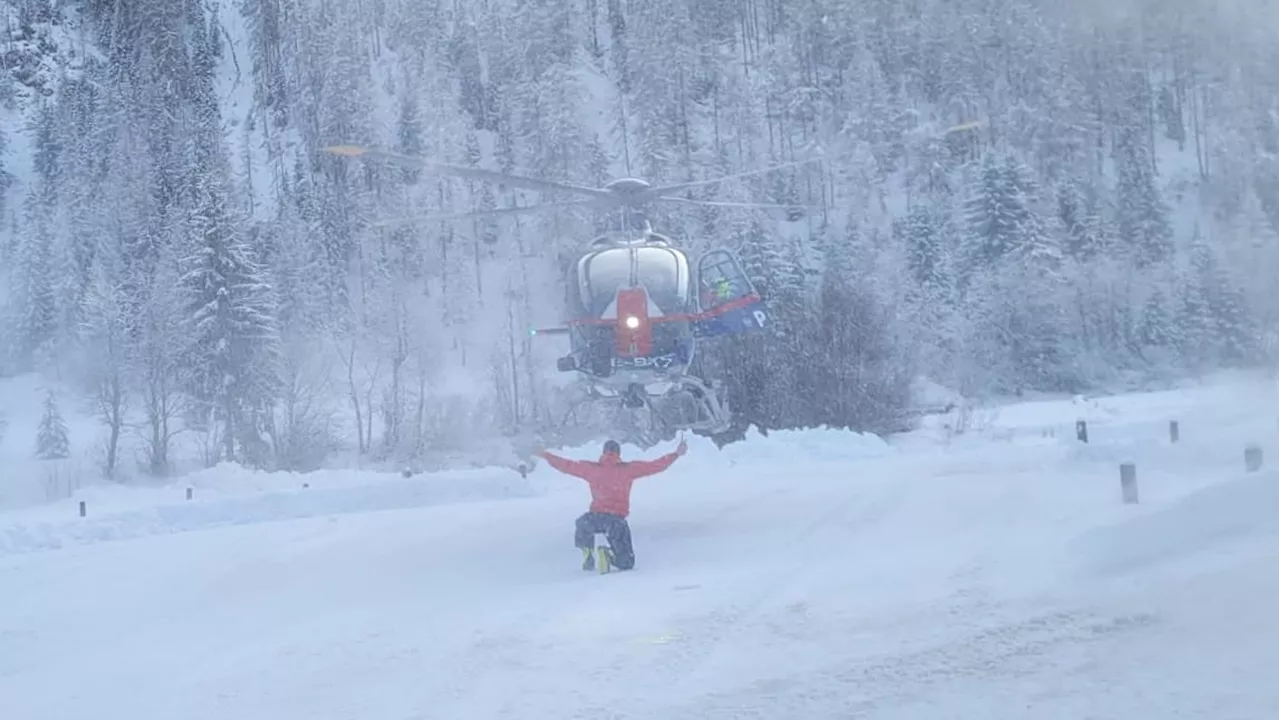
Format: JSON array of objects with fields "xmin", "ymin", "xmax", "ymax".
[{"xmin": 2, "ymin": 378, "xmax": 1277, "ymax": 719}]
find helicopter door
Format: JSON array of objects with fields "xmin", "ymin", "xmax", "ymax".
[{"xmin": 693, "ymin": 249, "xmax": 768, "ymax": 338}]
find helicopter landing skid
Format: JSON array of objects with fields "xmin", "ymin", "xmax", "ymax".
[
  {"xmin": 621, "ymin": 383, "xmax": 648, "ymax": 409},
  {"xmin": 644, "ymin": 376, "xmax": 730, "ymax": 435},
  {"xmin": 561, "ymin": 376, "xmax": 730, "ymax": 439}
]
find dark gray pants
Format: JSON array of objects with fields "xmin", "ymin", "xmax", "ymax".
[{"xmin": 575, "ymin": 511, "xmax": 635, "ymax": 570}]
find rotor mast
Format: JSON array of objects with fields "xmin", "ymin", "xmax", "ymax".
[{"xmin": 601, "ymin": 178, "xmax": 654, "ymax": 234}]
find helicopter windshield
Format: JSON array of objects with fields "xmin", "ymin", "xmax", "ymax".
[{"xmin": 580, "ymin": 247, "xmax": 690, "ymax": 316}]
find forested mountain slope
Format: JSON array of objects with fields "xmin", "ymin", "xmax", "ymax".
[{"xmin": 0, "ymin": 0, "xmax": 1274, "ymax": 476}]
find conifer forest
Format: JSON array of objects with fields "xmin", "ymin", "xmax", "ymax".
[{"xmin": 0, "ymin": 0, "xmax": 1274, "ymax": 475}]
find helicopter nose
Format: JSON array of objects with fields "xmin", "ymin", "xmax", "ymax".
[{"xmin": 614, "ymin": 287, "xmax": 652, "ymax": 357}]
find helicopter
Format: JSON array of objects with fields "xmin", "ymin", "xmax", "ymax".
[{"xmin": 323, "ymin": 144, "xmax": 823, "ymax": 436}]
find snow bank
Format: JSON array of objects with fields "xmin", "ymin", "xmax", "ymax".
[
  {"xmin": 0, "ymin": 427, "xmax": 895, "ymax": 555},
  {"xmin": 1069, "ymin": 470, "xmax": 1279, "ymax": 580},
  {"xmin": 3, "ymin": 368, "xmax": 1272, "ymax": 558},
  {"xmin": 716, "ymin": 428, "xmax": 895, "ymax": 466},
  {"xmin": 0, "ymin": 465, "xmax": 540, "ymax": 557}
]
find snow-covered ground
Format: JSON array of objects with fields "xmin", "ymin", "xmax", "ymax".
[{"xmin": 1, "ymin": 371, "xmax": 1276, "ymax": 719}]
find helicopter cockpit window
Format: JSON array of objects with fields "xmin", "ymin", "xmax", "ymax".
[
  {"xmin": 580, "ymin": 247, "xmax": 690, "ymax": 315},
  {"xmin": 580, "ymin": 251, "xmax": 631, "ymax": 315},
  {"xmin": 633, "ymin": 248, "xmax": 688, "ymax": 313}
]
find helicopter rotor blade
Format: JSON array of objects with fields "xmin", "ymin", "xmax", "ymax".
[
  {"xmin": 655, "ymin": 196, "xmax": 824, "ymax": 212},
  {"xmin": 645, "ymin": 155, "xmax": 825, "ymax": 197},
  {"xmin": 365, "ymin": 198, "xmax": 599, "ymax": 229},
  {"xmin": 324, "ymin": 145, "xmax": 617, "ymax": 201}
]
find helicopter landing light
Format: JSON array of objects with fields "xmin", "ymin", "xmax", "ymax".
[{"xmin": 614, "ymin": 287, "xmax": 653, "ymax": 357}]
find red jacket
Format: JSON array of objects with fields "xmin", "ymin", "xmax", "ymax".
[{"xmin": 538, "ymin": 449, "xmax": 681, "ymax": 517}]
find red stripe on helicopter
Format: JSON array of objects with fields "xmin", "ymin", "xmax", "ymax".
[
  {"xmin": 613, "ymin": 287, "xmax": 652, "ymax": 357},
  {"xmin": 563, "ymin": 292, "xmax": 763, "ymax": 327},
  {"xmin": 650, "ymin": 292, "xmax": 763, "ymax": 324},
  {"xmin": 560, "ymin": 292, "xmax": 757, "ymax": 330}
]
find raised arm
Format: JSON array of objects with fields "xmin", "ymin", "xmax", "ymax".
[
  {"xmin": 625, "ymin": 441, "xmax": 687, "ymax": 480},
  {"xmin": 537, "ymin": 450, "xmax": 595, "ymax": 480}
]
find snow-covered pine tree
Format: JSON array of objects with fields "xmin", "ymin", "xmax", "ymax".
[
  {"xmin": 1180, "ymin": 228, "xmax": 1253, "ymax": 368},
  {"xmin": 182, "ymin": 209, "xmax": 281, "ymax": 465},
  {"xmin": 959, "ymin": 151, "xmax": 1067, "ymax": 390},
  {"xmin": 241, "ymin": 0, "xmax": 291, "ymax": 130},
  {"xmin": 396, "ymin": 90, "xmax": 425, "ymax": 186},
  {"xmin": 1137, "ymin": 279, "xmax": 1182, "ymax": 368},
  {"xmin": 812, "ymin": 216, "xmax": 911, "ymax": 432},
  {"xmin": 897, "ymin": 196, "xmax": 966, "ymax": 390},
  {"xmin": 1056, "ymin": 179, "xmax": 1109, "ymax": 261},
  {"xmin": 1217, "ymin": 190, "xmax": 1278, "ymax": 362},
  {"xmin": 898, "ymin": 202, "xmax": 951, "ymax": 288},
  {"xmin": 8, "ymin": 202, "xmax": 57, "ymax": 367},
  {"xmin": 766, "ymin": 237, "xmax": 813, "ymax": 427},
  {"xmin": 182, "ymin": 9, "xmax": 280, "ymax": 466},
  {"xmin": 961, "ymin": 151, "xmax": 1022, "ymax": 272},
  {"xmin": 447, "ymin": 16, "xmax": 489, "ymax": 131},
  {"xmin": 1157, "ymin": 84, "xmax": 1186, "ymax": 149},
  {"xmin": 8, "ymin": 100, "xmax": 60, "ymax": 368},
  {"xmin": 1001, "ymin": 154, "xmax": 1061, "ymax": 273},
  {"xmin": 36, "ymin": 389, "xmax": 70, "ymax": 460},
  {"xmin": 1114, "ymin": 126, "xmax": 1173, "ymax": 268},
  {"xmin": 51, "ymin": 74, "xmax": 109, "ymax": 331}
]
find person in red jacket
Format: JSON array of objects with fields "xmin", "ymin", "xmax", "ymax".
[{"xmin": 537, "ymin": 438, "xmax": 687, "ymax": 571}]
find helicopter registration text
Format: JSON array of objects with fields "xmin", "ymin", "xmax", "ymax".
[{"xmin": 612, "ymin": 354, "xmax": 679, "ymax": 370}]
